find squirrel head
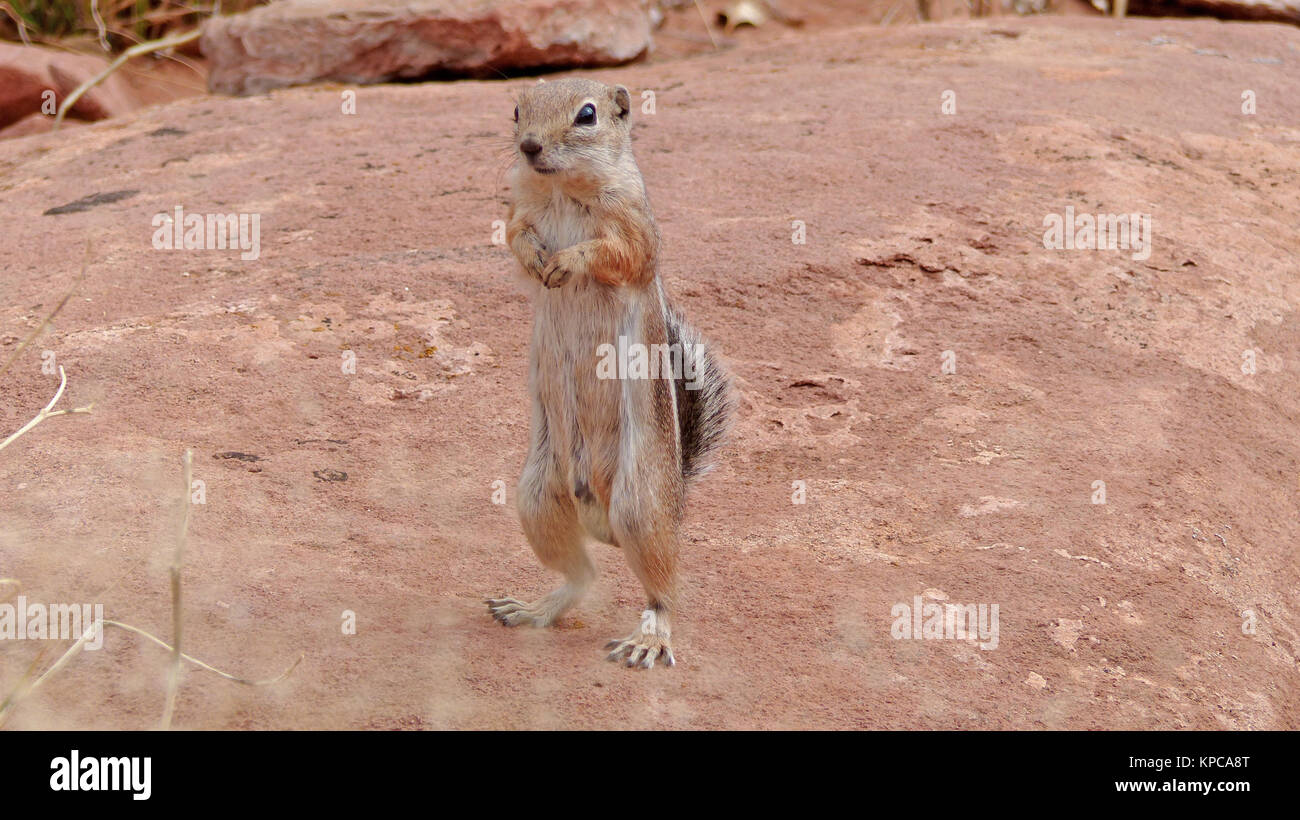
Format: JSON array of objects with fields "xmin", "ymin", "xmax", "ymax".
[{"xmin": 512, "ymin": 78, "xmax": 633, "ymax": 180}]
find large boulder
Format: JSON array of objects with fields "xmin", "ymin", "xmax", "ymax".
[
  {"xmin": 200, "ymin": 0, "xmax": 655, "ymax": 95},
  {"xmin": 0, "ymin": 42, "xmax": 138, "ymax": 130},
  {"xmin": 1127, "ymin": 0, "xmax": 1300, "ymax": 22}
]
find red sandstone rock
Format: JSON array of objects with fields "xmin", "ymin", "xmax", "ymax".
[
  {"xmin": 200, "ymin": 0, "xmax": 655, "ymax": 95},
  {"xmin": 0, "ymin": 42, "xmax": 138, "ymax": 129},
  {"xmin": 1129, "ymin": 0, "xmax": 1300, "ymax": 24}
]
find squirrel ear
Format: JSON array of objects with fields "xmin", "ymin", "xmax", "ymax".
[{"xmin": 612, "ymin": 85, "xmax": 631, "ymax": 119}]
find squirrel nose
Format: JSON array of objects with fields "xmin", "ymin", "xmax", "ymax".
[{"xmin": 519, "ymin": 137, "xmax": 542, "ymax": 157}]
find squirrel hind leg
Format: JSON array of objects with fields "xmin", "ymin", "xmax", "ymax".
[
  {"xmin": 604, "ymin": 487, "xmax": 681, "ymax": 669},
  {"xmin": 488, "ymin": 463, "xmax": 595, "ymax": 628}
]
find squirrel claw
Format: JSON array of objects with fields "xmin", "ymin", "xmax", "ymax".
[
  {"xmin": 541, "ymin": 262, "xmax": 571, "ymax": 289},
  {"xmin": 487, "ymin": 596, "xmax": 539, "ymax": 627},
  {"xmin": 604, "ymin": 609, "xmax": 676, "ymax": 669},
  {"xmin": 606, "ymin": 639, "xmax": 673, "ymax": 669}
]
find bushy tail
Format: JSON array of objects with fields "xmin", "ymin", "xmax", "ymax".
[{"xmin": 666, "ymin": 309, "xmax": 735, "ymax": 482}]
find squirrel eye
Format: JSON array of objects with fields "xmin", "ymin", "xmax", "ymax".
[
  {"xmin": 574, "ymin": 103, "xmax": 596, "ymax": 126},
  {"xmin": 513, "ymin": 105, "xmax": 519, "ymax": 123}
]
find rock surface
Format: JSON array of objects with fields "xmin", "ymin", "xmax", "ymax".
[
  {"xmin": 200, "ymin": 0, "xmax": 655, "ymax": 95},
  {"xmin": 1, "ymin": 17, "xmax": 1298, "ymax": 729},
  {"xmin": 0, "ymin": 42, "xmax": 138, "ymax": 129}
]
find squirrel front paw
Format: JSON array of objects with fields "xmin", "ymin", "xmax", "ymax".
[
  {"xmin": 541, "ymin": 247, "xmax": 583, "ymax": 289},
  {"xmin": 510, "ymin": 227, "xmax": 550, "ymax": 282},
  {"xmin": 524, "ymin": 251, "xmax": 548, "ymax": 282}
]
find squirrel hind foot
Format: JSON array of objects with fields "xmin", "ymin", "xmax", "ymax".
[
  {"xmin": 486, "ymin": 585, "xmax": 584, "ymax": 628},
  {"xmin": 605, "ymin": 608, "xmax": 675, "ymax": 670}
]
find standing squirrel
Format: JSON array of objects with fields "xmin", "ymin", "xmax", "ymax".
[{"xmin": 487, "ymin": 78, "xmax": 734, "ymax": 669}]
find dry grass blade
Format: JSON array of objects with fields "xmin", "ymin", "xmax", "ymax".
[
  {"xmin": 693, "ymin": 0, "xmax": 720, "ymax": 49},
  {"xmin": 0, "ymin": 2, "xmax": 266, "ymax": 44},
  {"xmin": 0, "ymin": 248, "xmax": 87, "ymax": 382},
  {"xmin": 106, "ymin": 620, "xmax": 304, "ymax": 686},
  {"xmin": 0, "ymin": 1, "xmax": 32, "ymax": 45},
  {"xmin": 54, "ymin": 26, "xmax": 202, "ymax": 131},
  {"xmin": 0, "ymin": 622, "xmax": 98, "ymax": 727},
  {"xmin": 89, "ymin": 0, "xmax": 109, "ymax": 50},
  {"xmin": 0, "ymin": 365, "xmax": 94, "ymax": 453},
  {"xmin": 0, "ymin": 619, "xmax": 303, "ymax": 728},
  {"xmin": 160, "ymin": 448, "xmax": 192, "ymax": 730}
]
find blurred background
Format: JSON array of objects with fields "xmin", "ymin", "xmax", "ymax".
[{"xmin": 2, "ymin": 0, "xmax": 1297, "ymax": 139}]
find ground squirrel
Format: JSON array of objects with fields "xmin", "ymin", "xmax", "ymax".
[{"xmin": 486, "ymin": 78, "xmax": 734, "ymax": 669}]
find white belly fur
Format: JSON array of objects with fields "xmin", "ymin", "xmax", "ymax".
[{"xmin": 527, "ymin": 194, "xmax": 639, "ymax": 543}]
